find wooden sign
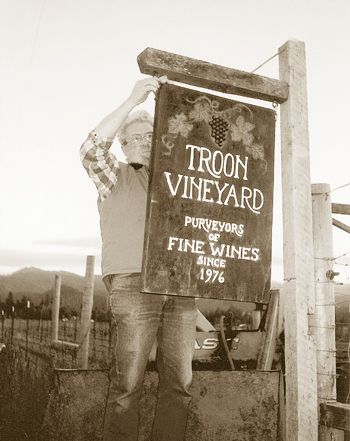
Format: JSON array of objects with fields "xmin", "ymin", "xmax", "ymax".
[{"xmin": 141, "ymin": 83, "xmax": 275, "ymax": 302}]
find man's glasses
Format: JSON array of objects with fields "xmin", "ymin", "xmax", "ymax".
[{"xmin": 123, "ymin": 133, "xmax": 153, "ymax": 146}]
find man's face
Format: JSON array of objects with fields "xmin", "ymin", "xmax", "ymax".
[{"xmin": 122, "ymin": 120, "xmax": 153, "ymax": 167}]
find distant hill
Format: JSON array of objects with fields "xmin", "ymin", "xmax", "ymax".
[
  {"xmin": 0, "ymin": 267, "xmax": 107, "ymax": 303},
  {"xmin": 0, "ymin": 267, "xmax": 348, "ymax": 316}
]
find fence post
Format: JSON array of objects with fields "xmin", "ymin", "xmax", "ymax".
[
  {"xmin": 257, "ymin": 290, "xmax": 279, "ymax": 370},
  {"xmin": 73, "ymin": 316, "xmax": 77, "ymax": 342},
  {"xmin": 11, "ymin": 306, "xmax": 15, "ymax": 345},
  {"xmin": 40, "ymin": 310, "xmax": 43, "ymax": 343},
  {"xmin": 93, "ymin": 319, "xmax": 96, "ymax": 357},
  {"xmin": 26, "ymin": 300, "xmax": 30, "ymax": 358},
  {"xmin": 78, "ymin": 255, "xmax": 95, "ymax": 369},
  {"xmin": 279, "ymin": 39, "xmax": 318, "ymax": 441},
  {"xmin": 251, "ymin": 304, "xmax": 263, "ymax": 329},
  {"xmin": 52, "ymin": 275, "xmax": 61, "ymax": 342},
  {"xmin": 1, "ymin": 310, "xmax": 4, "ymax": 341},
  {"xmin": 311, "ymin": 183, "xmax": 337, "ymax": 440}
]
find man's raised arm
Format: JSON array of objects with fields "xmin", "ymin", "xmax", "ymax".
[{"xmin": 79, "ymin": 76, "xmax": 165, "ymax": 201}]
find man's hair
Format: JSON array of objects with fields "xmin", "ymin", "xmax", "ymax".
[{"xmin": 117, "ymin": 110, "xmax": 153, "ymax": 145}]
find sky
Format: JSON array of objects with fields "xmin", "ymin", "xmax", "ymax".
[{"xmin": 1, "ymin": 0, "xmax": 349, "ymax": 284}]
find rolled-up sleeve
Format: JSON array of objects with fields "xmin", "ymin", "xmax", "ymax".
[{"xmin": 80, "ymin": 131, "xmax": 120, "ymax": 201}]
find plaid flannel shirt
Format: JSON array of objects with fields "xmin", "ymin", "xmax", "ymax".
[{"xmin": 80, "ymin": 131, "xmax": 120, "ymax": 201}]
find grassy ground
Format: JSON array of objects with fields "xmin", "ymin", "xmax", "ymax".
[{"xmin": 0, "ymin": 345, "xmax": 52, "ymax": 441}]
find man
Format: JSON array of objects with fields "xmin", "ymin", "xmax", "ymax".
[{"xmin": 80, "ymin": 76, "xmax": 197, "ymax": 441}]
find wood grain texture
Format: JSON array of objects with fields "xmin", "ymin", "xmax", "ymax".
[
  {"xmin": 138, "ymin": 47, "xmax": 289, "ymax": 103},
  {"xmin": 279, "ymin": 40, "xmax": 318, "ymax": 441}
]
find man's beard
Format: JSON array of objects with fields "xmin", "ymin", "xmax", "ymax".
[{"xmin": 123, "ymin": 141, "xmax": 151, "ymax": 166}]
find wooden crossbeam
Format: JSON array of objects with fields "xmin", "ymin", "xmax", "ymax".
[
  {"xmin": 138, "ymin": 48, "xmax": 289, "ymax": 103},
  {"xmin": 332, "ymin": 203, "xmax": 350, "ymax": 215},
  {"xmin": 51, "ymin": 340, "xmax": 79, "ymax": 351},
  {"xmin": 320, "ymin": 402, "xmax": 350, "ymax": 433},
  {"xmin": 332, "ymin": 218, "xmax": 350, "ymax": 234}
]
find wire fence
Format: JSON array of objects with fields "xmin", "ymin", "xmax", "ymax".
[
  {"xmin": 0, "ymin": 316, "xmax": 113, "ymax": 369},
  {"xmin": 1, "ymin": 314, "xmax": 349, "ymax": 368}
]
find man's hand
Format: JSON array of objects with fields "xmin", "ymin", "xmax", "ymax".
[
  {"xmin": 128, "ymin": 76, "xmax": 168, "ymax": 106},
  {"xmin": 91, "ymin": 76, "xmax": 168, "ymax": 143}
]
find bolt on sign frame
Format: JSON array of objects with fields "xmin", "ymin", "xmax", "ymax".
[{"xmin": 138, "ymin": 41, "xmax": 319, "ymax": 441}]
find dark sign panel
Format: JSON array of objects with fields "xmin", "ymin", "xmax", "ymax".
[{"xmin": 141, "ymin": 83, "xmax": 275, "ymax": 302}]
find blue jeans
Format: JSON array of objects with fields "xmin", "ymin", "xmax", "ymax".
[{"xmin": 102, "ymin": 274, "xmax": 197, "ymax": 441}]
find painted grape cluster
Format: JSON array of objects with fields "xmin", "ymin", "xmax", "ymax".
[{"xmin": 208, "ymin": 115, "xmax": 229, "ymax": 147}]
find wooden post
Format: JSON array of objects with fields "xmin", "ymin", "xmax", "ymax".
[
  {"xmin": 10, "ymin": 306, "xmax": 14, "ymax": 345},
  {"xmin": 251, "ymin": 310, "xmax": 262, "ymax": 330},
  {"xmin": 40, "ymin": 310, "xmax": 43, "ymax": 343},
  {"xmin": 25, "ymin": 300, "xmax": 30, "ymax": 358},
  {"xmin": 51, "ymin": 274, "xmax": 61, "ymax": 342},
  {"xmin": 1, "ymin": 310, "xmax": 4, "ymax": 341},
  {"xmin": 78, "ymin": 255, "xmax": 95, "ymax": 369},
  {"xmin": 257, "ymin": 290, "xmax": 279, "ymax": 370},
  {"xmin": 251, "ymin": 303, "xmax": 264, "ymax": 330},
  {"xmin": 312, "ymin": 183, "xmax": 337, "ymax": 401},
  {"xmin": 312, "ymin": 183, "xmax": 337, "ymax": 440},
  {"xmin": 279, "ymin": 40, "xmax": 318, "ymax": 440}
]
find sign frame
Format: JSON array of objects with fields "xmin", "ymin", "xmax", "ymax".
[{"xmin": 141, "ymin": 83, "xmax": 276, "ymax": 303}]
